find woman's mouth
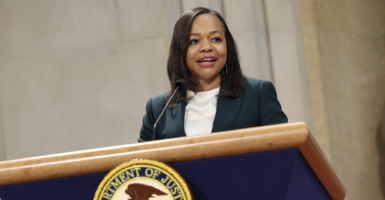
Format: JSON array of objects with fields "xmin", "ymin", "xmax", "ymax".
[{"xmin": 197, "ymin": 56, "xmax": 217, "ymax": 67}]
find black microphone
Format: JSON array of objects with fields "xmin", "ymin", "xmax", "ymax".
[{"xmin": 153, "ymin": 79, "xmax": 188, "ymax": 140}]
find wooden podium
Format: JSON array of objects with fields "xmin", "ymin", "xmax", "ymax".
[{"xmin": 0, "ymin": 122, "xmax": 345, "ymax": 199}]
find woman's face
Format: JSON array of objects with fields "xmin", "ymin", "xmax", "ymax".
[{"xmin": 186, "ymin": 14, "xmax": 227, "ymax": 85}]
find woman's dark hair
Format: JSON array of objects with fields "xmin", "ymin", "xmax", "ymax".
[{"xmin": 167, "ymin": 7, "xmax": 244, "ymax": 101}]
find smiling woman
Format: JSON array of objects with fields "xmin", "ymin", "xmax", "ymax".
[
  {"xmin": 138, "ymin": 7, "xmax": 288, "ymax": 142},
  {"xmin": 186, "ymin": 14, "xmax": 227, "ymax": 91}
]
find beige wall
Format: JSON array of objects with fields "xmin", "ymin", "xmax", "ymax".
[
  {"xmin": 379, "ymin": 107, "xmax": 385, "ymax": 199},
  {"xmin": 0, "ymin": 0, "xmax": 172, "ymax": 159},
  {"xmin": 298, "ymin": 0, "xmax": 385, "ymax": 199},
  {"xmin": 0, "ymin": 104, "xmax": 4, "ymax": 161}
]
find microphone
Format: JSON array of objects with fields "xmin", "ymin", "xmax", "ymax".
[{"xmin": 153, "ymin": 79, "xmax": 188, "ymax": 140}]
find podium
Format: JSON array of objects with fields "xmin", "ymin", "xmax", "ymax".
[{"xmin": 0, "ymin": 122, "xmax": 345, "ymax": 199}]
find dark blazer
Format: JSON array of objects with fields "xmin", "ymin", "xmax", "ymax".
[{"xmin": 138, "ymin": 77, "xmax": 288, "ymax": 142}]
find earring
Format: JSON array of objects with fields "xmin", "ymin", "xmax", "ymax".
[{"xmin": 225, "ymin": 63, "xmax": 228, "ymax": 74}]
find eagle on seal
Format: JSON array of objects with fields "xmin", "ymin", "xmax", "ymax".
[{"xmin": 125, "ymin": 183, "xmax": 168, "ymax": 200}]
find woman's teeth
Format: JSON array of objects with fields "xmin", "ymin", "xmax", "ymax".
[{"xmin": 199, "ymin": 59, "xmax": 216, "ymax": 63}]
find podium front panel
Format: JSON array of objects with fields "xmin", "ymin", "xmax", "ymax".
[{"xmin": 0, "ymin": 148, "xmax": 331, "ymax": 200}]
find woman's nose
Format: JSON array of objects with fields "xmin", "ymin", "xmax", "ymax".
[{"xmin": 199, "ymin": 39, "xmax": 213, "ymax": 52}]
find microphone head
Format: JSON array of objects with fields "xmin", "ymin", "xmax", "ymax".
[{"xmin": 175, "ymin": 79, "xmax": 188, "ymax": 96}]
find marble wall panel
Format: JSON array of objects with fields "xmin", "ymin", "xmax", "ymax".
[
  {"xmin": 0, "ymin": 0, "xmax": 6, "ymax": 161},
  {"xmin": 250, "ymin": 0, "xmax": 273, "ymax": 82},
  {"xmin": 181, "ymin": 0, "xmax": 210, "ymax": 12},
  {"xmin": 0, "ymin": 0, "xmax": 5, "ymax": 65},
  {"xmin": 0, "ymin": 0, "xmax": 120, "ymax": 66},
  {"xmin": 254, "ymin": 31, "xmax": 273, "ymax": 81},
  {"xmin": 297, "ymin": 0, "xmax": 316, "ymax": 28},
  {"xmin": 0, "ymin": 82, "xmax": 4, "ymax": 161},
  {"xmin": 232, "ymin": 31, "xmax": 259, "ymax": 78},
  {"xmin": 209, "ymin": 0, "xmax": 224, "ymax": 16},
  {"xmin": 379, "ymin": 105, "xmax": 385, "ymax": 199},
  {"xmin": 0, "ymin": 120, "xmax": 4, "ymax": 161},
  {"xmin": 313, "ymin": 0, "xmax": 348, "ymax": 32},
  {"xmin": 223, "ymin": 0, "xmax": 254, "ymax": 34},
  {"xmin": 166, "ymin": 0, "xmax": 183, "ymax": 36},
  {"xmin": 250, "ymin": 0, "xmax": 268, "ymax": 33},
  {"xmin": 318, "ymin": 29, "xmax": 385, "ymax": 199},
  {"xmin": 297, "ymin": 0, "xmax": 332, "ymax": 159},
  {"xmin": 0, "ymin": 36, "xmax": 170, "ymax": 160},
  {"xmin": 222, "ymin": 0, "xmax": 261, "ymax": 80},
  {"xmin": 298, "ymin": 0, "xmax": 385, "ymax": 198},
  {"xmin": 345, "ymin": 0, "xmax": 385, "ymax": 36},
  {"xmin": 264, "ymin": 0, "xmax": 296, "ymax": 32},
  {"xmin": 269, "ymin": 30, "xmax": 307, "ymax": 123},
  {"xmin": 116, "ymin": 0, "xmax": 169, "ymax": 42},
  {"xmin": 167, "ymin": 0, "xmax": 224, "ymax": 35}
]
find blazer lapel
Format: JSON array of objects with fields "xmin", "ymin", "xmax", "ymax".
[
  {"xmin": 165, "ymin": 98, "xmax": 186, "ymax": 138},
  {"xmin": 212, "ymin": 73, "xmax": 243, "ymax": 132}
]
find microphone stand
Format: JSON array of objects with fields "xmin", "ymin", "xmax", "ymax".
[{"xmin": 152, "ymin": 86, "xmax": 180, "ymax": 140}]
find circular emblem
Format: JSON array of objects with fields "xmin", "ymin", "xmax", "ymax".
[{"xmin": 94, "ymin": 159, "xmax": 193, "ymax": 200}]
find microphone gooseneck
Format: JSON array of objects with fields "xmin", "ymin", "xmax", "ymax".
[{"xmin": 153, "ymin": 79, "xmax": 188, "ymax": 140}]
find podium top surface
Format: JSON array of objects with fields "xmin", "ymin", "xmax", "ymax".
[{"xmin": 0, "ymin": 122, "xmax": 345, "ymax": 199}]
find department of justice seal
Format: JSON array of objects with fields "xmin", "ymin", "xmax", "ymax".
[{"xmin": 94, "ymin": 159, "xmax": 193, "ymax": 200}]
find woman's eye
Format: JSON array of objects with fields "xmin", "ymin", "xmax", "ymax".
[
  {"xmin": 189, "ymin": 39, "xmax": 198, "ymax": 45},
  {"xmin": 212, "ymin": 37, "xmax": 222, "ymax": 42}
]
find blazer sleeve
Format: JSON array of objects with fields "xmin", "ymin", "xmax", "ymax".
[
  {"xmin": 138, "ymin": 98, "xmax": 155, "ymax": 142},
  {"xmin": 259, "ymin": 80, "xmax": 288, "ymax": 125}
]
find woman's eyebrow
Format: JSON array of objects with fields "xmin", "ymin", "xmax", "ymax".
[
  {"xmin": 209, "ymin": 30, "xmax": 222, "ymax": 35},
  {"xmin": 190, "ymin": 31, "xmax": 222, "ymax": 36}
]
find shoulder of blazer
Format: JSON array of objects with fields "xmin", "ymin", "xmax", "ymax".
[
  {"xmin": 243, "ymin": 77, "xmax": 265, "ymax": 93},
  {"xmin": 149, "ymin": 92, "xmax": 170, "ymax": 117}
]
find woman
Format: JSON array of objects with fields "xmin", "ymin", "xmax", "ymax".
[{"xmin": 138, "ymin": 7, "xmax": 287, "ymax": 142}]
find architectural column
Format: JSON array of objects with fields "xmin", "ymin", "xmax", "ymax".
[
  {"xmin": 0, "ymin": 96, "xmax": 5, "ymax": 161},
  {"xmin": 297, "ymin": 0, "xmax": 385, "ymax": 199}
]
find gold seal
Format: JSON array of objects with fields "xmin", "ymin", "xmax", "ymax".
[{"xmin": 94, "ymin": 159, "xmax": 193, "ymax": 200}]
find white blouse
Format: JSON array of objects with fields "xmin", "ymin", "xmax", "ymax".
[{"xmin": 184, "ymin": 87, "xmax": 220, "ymax": 136}]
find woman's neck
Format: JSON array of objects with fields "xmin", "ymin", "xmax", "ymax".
[{"xmin": 194, "ymin": 75, "xmax": 221, "ymax": 92}]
